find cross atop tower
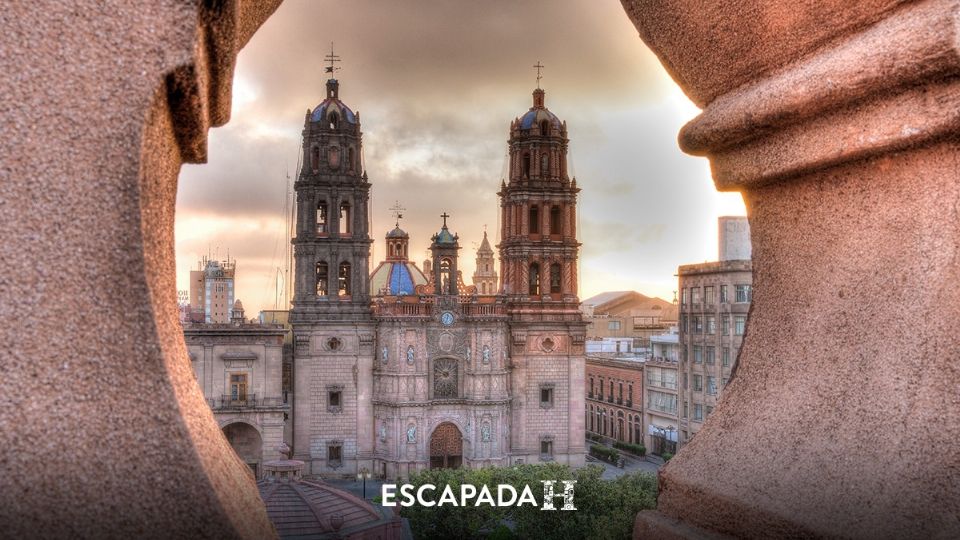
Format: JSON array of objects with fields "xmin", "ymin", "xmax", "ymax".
[
  {"xmin": 324, "ymin": 42, "xmax": 341, "ymax": 76},
  {"xmin": 533, "ymin": 61, "xmax": 544, "ymax": 89},
  {"xmin": 390, "ymin": 200, "xmax": 406, "ymax": 227},
  {"xmin": 440, "ymin": 212, "xmax": 450, "ymax": 228}
]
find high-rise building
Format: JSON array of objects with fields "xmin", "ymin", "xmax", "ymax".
[
  {"xmin": 471, "ymin": 231, "xmax": 498, "ymax": 295},
  {"xmin": 189, "ymin": 257, "xmax": 236, "ymax": 323},
  {"xmin": 677, "ymin": 217, "xmax": 753, "ymax": 446}
]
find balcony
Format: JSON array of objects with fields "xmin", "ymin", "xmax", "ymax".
[{"xmin": 209, "ymin": 394, "xmax": 285, "ymax": 410}]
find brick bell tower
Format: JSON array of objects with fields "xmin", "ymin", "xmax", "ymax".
[
  {"xmin": 289, "ymin": 48, "xmax": 375, "ymax": 475},
  {"xmin": 498, "ymin": 69, "xmax": 586, "ymax": 467}
]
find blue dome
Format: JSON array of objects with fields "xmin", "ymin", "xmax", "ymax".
[
  {"xmin": 519, "ymin": 108, "xmax": 561, "ymax": 130},
  {"xmin": 370, "ymin": 261, "xmax": 428, "ymax": 296},
  {"xmin": 310, "ymin": 90, "xmax": 357, "ymax": 125}
]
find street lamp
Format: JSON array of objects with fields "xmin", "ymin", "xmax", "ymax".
[{"xmin": 357, "ymin": 467, "xmax": 372, "ymax": 499}]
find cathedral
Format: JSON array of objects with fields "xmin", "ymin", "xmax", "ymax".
[{"xmin": 289, "ymin": 74, "xmax": 586, "ymax": 479}]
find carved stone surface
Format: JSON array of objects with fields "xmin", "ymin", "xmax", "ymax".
[
  {"xmin": 0, "ymin": 1, "xmax": 282, "ymax": 537},
  {"xmin": 623, "ymin": 0, "xmax": 960, "ymax": 537}
]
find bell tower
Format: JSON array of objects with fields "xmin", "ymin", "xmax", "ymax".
[
  {"xmin": 289, "ymin": 48, "xmax": 376, "ymax": 477},
  {"xmin": 499, "ymin": 71, "xmax": 586, "ymax": 469},
  {"xmin": 290, "ymin": 76, "xmax": 372, "ymax": 321},
  {"xmin": 472, "ymin": 230, "xmax": 497, "ymax": 295},
  {"xmin": 498, "ymin": 85, "xmax": 581, "ymax": 314},
  {"xmin": 429, "ymin": 213, "xmax": 461, "ymax": 297}
]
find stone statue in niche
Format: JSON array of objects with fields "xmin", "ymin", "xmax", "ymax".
[
  {"xmin": 406, "ymin": 424, "xmax": 416, "ymax": 443},
  {"xmin": 482, "ymin": 345, "xmax": 491, "ymax": 364},
  {"xmin": 466, "ymin": 345, "xmax": 471, "ymax": 362},
  {"xmin": 481, "ymin": 422, "xmax": 491, "ymax": 442},
  {"xmin": 381, "ymin": 346, "xmax": 388, "ymax": 364},
  {"xmin": 379, "ymin": 423, "xmax": 387, "ymax": 442},
  {"xmin": 406, "ymin": 345, "xmax": 415, "ymax": 365}
]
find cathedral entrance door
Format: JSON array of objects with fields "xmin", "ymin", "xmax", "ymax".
[{"xmin": 429, "ymin": 422, "xmax": 463, "ymax": 469}]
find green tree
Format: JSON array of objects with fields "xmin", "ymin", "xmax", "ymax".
[{"xmin": 400, "ymin": 464, "xmax": 657, "ymax": 540}]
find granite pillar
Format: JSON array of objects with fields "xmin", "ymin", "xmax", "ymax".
[
  {"xmin": 0, "ymin": 0, "xmax": 282, "ymax": 537},
  {"xmin": 622, "ymin": 0, "xmax": 960, "ymax": 537}
]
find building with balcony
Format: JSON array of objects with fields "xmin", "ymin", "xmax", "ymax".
[
  {"xmin": 581, "ymin": 290, "xmax": 678, "ymax": 348},
  {"xmin": 645, "ymin": 329, "xmax": 680, "ymax": 456},
  {"xmin": 585, "ymin": 353, "xmax": 645, "ymax": 447},
  {"xmin": 184, "ymin": 302, "xmax": 289, "ymax": 478},
  {"xmin": 677, "ymin": 217, "xmax": 752, "ymax": 446}
]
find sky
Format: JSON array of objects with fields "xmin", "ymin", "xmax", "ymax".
[{"xmin": 175, "ymin": 0, "xmax": 746, "ymax": 316}]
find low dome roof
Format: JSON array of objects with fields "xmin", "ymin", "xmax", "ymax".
[
  {"xmin": 386, "ymin": 226, "xmax": 408, "ymax": 239},
  {"xmin": 433, "ymin": 227, "xmax": 457, "ymax": 245},
  {"xmin": 310, "ymin": 97, "xmax": 357, "ymax": 125},
  {"xmin": 370, "ymin": 261, "xmax": 428, "ymax": 296},
  {"xmin": 519, "ymin": 107, "xmax": 561, "ymax": 130},
  {"xmin": 258, "ymin": 479, "xmax": 393, "ymax": 539}
]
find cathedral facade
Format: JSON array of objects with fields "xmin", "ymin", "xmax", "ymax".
[{"xmin": 289, "ymin": 77, "xmax": 586, "ymax": 479}]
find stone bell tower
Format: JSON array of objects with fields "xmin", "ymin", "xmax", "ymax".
[
  {"xmin": 472, "ymin": 230, "xmax": 498, "ymax": 295},
  {"xmin": 430, "ymin": 213, "xmax": 461, "ymax": 296},
  {"xmin": 289, "ymin": 50, "xmax": 375, "ymax": 476},
  {"xmin": 498, "ymin": 73, "xmax": 586, "ymax": 467}
]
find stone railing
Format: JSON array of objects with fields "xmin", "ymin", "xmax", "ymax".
[{"xmin": 209, "ymin": 395, "xmax": 286, "ymax": 410}]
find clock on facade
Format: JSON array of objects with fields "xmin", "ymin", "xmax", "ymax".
[{"xmin": 440, "ymin": 311, "xmax": 455, "ymax": 326}]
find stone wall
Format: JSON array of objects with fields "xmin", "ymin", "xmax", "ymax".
[{"xmin": 0, "ymin": 1, "xmax": 281, "ymax": 537}]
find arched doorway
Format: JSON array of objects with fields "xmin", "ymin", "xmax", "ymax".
[
  {"xmin": 222, "ymin": 422, "xmax": 263, "ymax": 477},
  {"xmin": 429, "ymin": 422, "xmax": 463, "ymax": 469}
]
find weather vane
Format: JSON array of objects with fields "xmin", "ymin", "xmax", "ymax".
[
  {"xmin": 533, "ymin": 61, "xmax": 544, "ymax": 89},
  {"xmin": 324, "ymin": 42, "xmax": 341, "ymax": 76},
  {"xmin": 390, "ymin": 200, "xmax": 406, "ymax": 227}
]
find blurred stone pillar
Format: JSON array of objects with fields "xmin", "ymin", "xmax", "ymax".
[
  {"xmin": 0, "ymin": 0, "xmax": 281, "ymax": 537},
  {"xmin": 622, "ymin": 0, "xmax": 960, "ymax": 537}
]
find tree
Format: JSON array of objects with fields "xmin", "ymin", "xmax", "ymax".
[{"xmin": 400, "ymin": 464, "xmax": 657, "ymax": 540}]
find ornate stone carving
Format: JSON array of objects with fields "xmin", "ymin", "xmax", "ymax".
[{"xmin": 433, "ymin": 358, "xmax": 458, "ymax": 398}]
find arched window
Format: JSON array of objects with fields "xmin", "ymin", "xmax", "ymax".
[
  {"xmin": 528, "ymin": 263, "xmax": 540, "ymax": 295},
  {"xmin": 348, "ymin": 146, "xmax": 355, "ymax": 172},
  {"xmin": 316, "ymin": 262, "xmax": 328, "ymax": 296},
  {"xmin": 522, "ymin": 152, "xmax": 531, "ymax": 178},
  {"xmin": 316, "ymin": 201, "xmax": 327, "ymax": 234},
  {"xmin": 439, "ymin": 258, "xmax": 453, "ymax": 295},
  {"xmin": 529, "ymin": 205, "xmax": 540, "ymax": 235},
  {"xmin": 618, "ymin": 411, "xmax": 625, "ymax": 441},
  {"xmin": 311, "ymin": 146, "xmax": 320, "ymax": 170},
  {"xmin": 540, "ymin": 119, "xmax": 550, "ymax": 137},
  {"xmin": 550, "ymin": 263, "xmax": 561, "ymax": 294},
  {"xmin": 339, "ymin": 201, "xmax": 351, "ymax": 235},
  {"xmin": 589, "ymin": 405, "xmax": 594, "ymax": 432},
  {"xmin": 550, "ymin": 205, "xmax": 561, "ymax": 234},
  {"xmin": 541, "ymin": 153, "xmax": 549, "ymax": 176},
  {"xmin": 328, "ymin": 112, "xmax": 339, "ymax": 130},
  {"xmin": 338, "ymin": 262, "xmax": 351, "ymax": 296}
]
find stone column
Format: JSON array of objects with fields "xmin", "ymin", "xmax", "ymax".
[
  {"xmin": 0, "ymin": 1, "xmax": 282, "ymax": 538},
  {"xmin": 623, "ymin": 0, "xmax": 960, "ymax": 537}
]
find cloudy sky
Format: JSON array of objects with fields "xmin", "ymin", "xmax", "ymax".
[{"xmin": 175, "ymin": 0, "xmax": 746, "ymax": 315}]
